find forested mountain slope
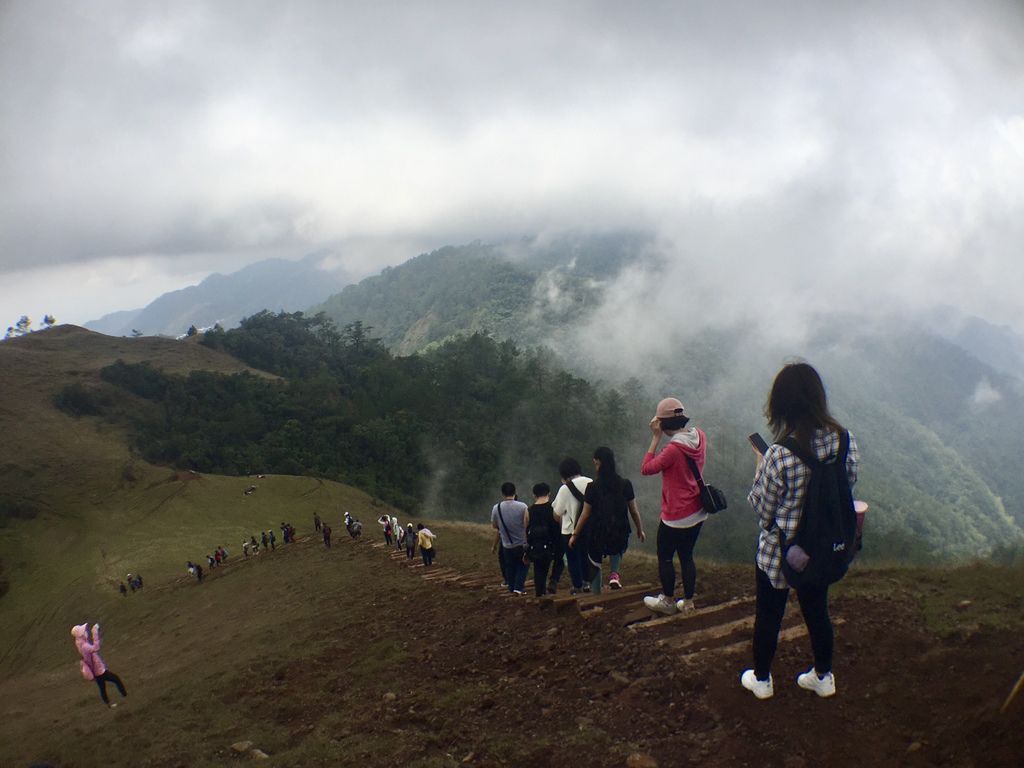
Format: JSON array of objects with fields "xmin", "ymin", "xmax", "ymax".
[{"xmin": 311, "ymin": 238, "xmax": 1024, "ymax": 561}]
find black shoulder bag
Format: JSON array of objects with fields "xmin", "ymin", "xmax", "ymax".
[{"xmin": 684, "ymin": 456, "xmax": 728, "ymax": 514}]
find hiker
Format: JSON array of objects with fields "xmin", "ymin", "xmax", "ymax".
[
  {"xmin": 525, "ymin": 482, "xmax": 560, "ymax": 598},
  {"xmin": 187, "ymin": 561, "xmax": 195, "ymax": 577},
  {"xmin": 243, "ymin": 541, "xmax": 250, "ymax": 558},
  {"xmin": 569, "ymin": 447, "xmax": 645, "ymax": 595},
  {"xmin": 195, "ymin": 562, "xmax": 204, "ymax": 582},
  {"xmin": 314, "ymin": 512, "xmax": 322, "ymax": 532},
  {"xmin": 126, "ymin": 573, "xmax": 136, "ymax": 593},
  {"xmin": 219, "ymin": 547, "xmax": 227, "ymax": 562},
  {"xmin": 391, "ymin": 515, "xmax": 401, "ymax": 549},
  {"xmin": 270, "ymin": 528, "xmax": 278, "ymax": 549},
  {"xmin": 379, "ymin": 515, "xmax": 393, "ymax": 546},
  {"xmin": 132, "ymin": 574, "xmax": 143, "ymax": 590},
  {"xmin": 214, "ymin": 549, "xmax": 222, "ymax": 566},
  {"xmin": 206, "ymin": 554, "xmax": 215, "ymax": 570},
  {"xmin": 405, "ymin": 523, "xmax": 416, "ymax": 559},
  {"xmin": 641, "ymin": 397, "xmax": 709, "ymax": 615},
  {"xmin": 740, "ymin": 362, "xmax": 860, "ymax": 701},
  {"xmin": 118, "ymin": 582, "xmax": 127, "ymax": 597},
  {"xmin": 280, "ymin": 523, "xmax": 290, "ymax": 545},
  {"xmin": 71, "ymin": 623, "xmax": 127, "ymax": 708},
  {"xmin": 261, "ymin": 531, "xmax": 269, "ymax": 551},
  {"xmin": 551, "ymin": 457, "xmax": 592, "ymax": 595},
  {"xmin": 492, "ymin": 482, "xmax": 529, "ymax": 594},
  {"xmin": 417, "ymin": 523, "xmax": 436, "ymax": 566},
  {"xmin": 322, "ymin": 523, "xmax": 332, "ymax": 548}
]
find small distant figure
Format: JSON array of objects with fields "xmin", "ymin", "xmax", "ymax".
[
  {"xmin": 187, "ymin": 560, "xmax": 195, "ymax": 577},
  {"xmin": 118, "ymin": 582, "xmax": 127, "ymax": 598},
  {"xmin": 417, "ymin": 523, "xmax": 436, "ymax": 567},
  {"xmin": 243, "ymin": 541, "xmax": 250, "ymax": 558},
  {"xmin": 206, "ymin": 554, "xmax": 215, "ymax": 569},
  {"xmin": 214, "ymin": 550, "xmax": 222, "ymax": 567},
  {"xmin": 126, "ymin": 574, "xmax": 136, "ymax": 593},
  {"xmin": 314, "ymin": 512, "xmax": 322, "ymax": 532},
  {"xmin": 391, "ymin": 515, "xmax": 400, "ymax": 549},
  {"xmin": 71, "ymin": 622, "xmax": 127, "ymax": 707},
  {"xmin": 379, "ymin": 515, "xmax": 393, "ymax": 547},
  {"xmin": 322, "ymin": 523, "xmax": 332, "ymax": 548},
  {"xmin": 244, "ymin": 485, "xmax": 256, "ymax": 496},
  {"xmin": 131, "ymin": 574, "xmax": 143, "ymax": 591},
  {"xmin": 195, "ymin": 563, "xmax": 204, "ymax": 582},
  {"xmin": 405, "ymin": 523, "xmax": 416, "ymax": 560},
  {"xmin": 261, "ymin": 531, "xmax": 269, "ymax": 551},
  {"xmin": 250, "ymin": 535, "xmax": 260, "ymax": 555},
  {"xmin": 219, "ymin": 546, "xmax": 228, "ymax": 562}
]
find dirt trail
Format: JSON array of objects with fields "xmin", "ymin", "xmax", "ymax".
[{"xmin": 347, "ymin": 534, "xmax": 1024, "ymax": 768}]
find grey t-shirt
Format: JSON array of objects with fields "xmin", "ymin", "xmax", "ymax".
[{"xmin": 491, "ymin": 500, "xmax": 528, "ymax": 548}]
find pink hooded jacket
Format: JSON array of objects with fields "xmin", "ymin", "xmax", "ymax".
[
  {"xmin": 71, "ymin": 623, "xmax": 106, "ymax": 680},
  {"xmin": 641, "ymin": 427, "xmax": 707, "ymax": 522}
]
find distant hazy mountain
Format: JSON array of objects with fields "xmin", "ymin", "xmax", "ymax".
[
  {"xmin": 922, "ymin": 306, "xmax": 1024, "ymax": 381},
  {"xmin": 86, "ymin": 252, "xmax": 350, "ymax": 337},
  {"xmin": 313, "ymin": 232, "xmax": 657, "ymax": 354}
]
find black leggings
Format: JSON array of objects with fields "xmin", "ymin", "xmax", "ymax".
[
  {"xmin": 94, "ymin": 670, "xmax": 127, "ymax": 705},
  {"xmin": 656, "ymin": 521, "xmax": 703, "ymax": 599},
  {"xmin": 532, "ymin": 556, "xmax": 553, "ymax": 597},
  {"xmin": 752, "ymin": 567, "xmax": 833, "ymax": 680}
]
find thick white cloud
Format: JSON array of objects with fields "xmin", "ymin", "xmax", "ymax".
[{"xmin": 1, "ymin": 0, "xmax": 1023, "ymax": 326}]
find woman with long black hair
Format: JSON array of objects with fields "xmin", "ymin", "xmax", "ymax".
[
  {"xmin": 741, "ymin": 362, "xmax": 859, "ymax": 700},
  {"xmin": 569, "ymin": 446, "xmax": 645, "ymax": 595}
]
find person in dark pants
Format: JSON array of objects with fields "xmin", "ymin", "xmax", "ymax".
[
  {"xmin": 526, "ymin": 483, "xmax": 560, "ymax": 598},
  {"xmin": 417, "ymin": 523, "xmax": 436, "ymax": 566},
  {"xmin": 492, "ymin": 483, "xmax": 529, "ymax": 594},
  {"xmin": 71, "ymin": 623, "xmax": 128, "ymax": 707},
  {"xmin": 741, "ymin": 362, "xmax": 860, "ymax": 700},
  {"xmin": 405, "ymin": 523, "xmax": 416, "ymax": 560},
  {"xmin": 551, "ymin": 458, "xmax": 592, "ymax": 595},
  {"xmin": 641, "ymin": 397, "xmax": 708, "ymax": 615},
  {"xmin": 314, "ymin": 512, "xmax": 322, "ymax": 532},
  {"xmin": 322, "ymin": 523, "xmax": 332, "ymax": 548}
]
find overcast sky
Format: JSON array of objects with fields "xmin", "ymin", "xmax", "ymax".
[{"xmin": 1, "ymin": 0, "xmax": 1023, "ymax": 328}]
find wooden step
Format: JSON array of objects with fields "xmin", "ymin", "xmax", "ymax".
[
  {"xmin": 576, "ymin": 583, "xmax": 657, "ymax": 611},
  {"xmin": 629, "ymin": 596, "xmax": 754, "ymax": 631},
  {"xmin": 659, "ymin": 615, "xmax": 756, "ymax": 650},
  {"xmin": 689, "ymin": 617, "xmax": 846, "ymax": 658}
]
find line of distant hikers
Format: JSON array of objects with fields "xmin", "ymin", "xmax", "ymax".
[{"xmin": 78, "ymin": 362, "xmax": 859, "ymax": 706}]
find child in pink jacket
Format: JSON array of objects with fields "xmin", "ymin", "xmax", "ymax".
[{"xmin": 71, "ymin": 622, "xmax": 127, "ymax": 707}]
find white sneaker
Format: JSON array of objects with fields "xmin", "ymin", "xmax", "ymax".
[
  {"xmin": 797, "ymin": 668, "xmax": 836, "ymax": 698},
  {"xmin": 741, "ymin": 669, "xmax": 774, "ymax": 700},
  {"xmin": 643, "ymin": 594, "xmax": 677, "ymax": 615},
  {"xmin": 675, "ymin": 598, "xmax": 696, "ymax": 613}
]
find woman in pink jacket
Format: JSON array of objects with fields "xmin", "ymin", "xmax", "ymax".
[
  {"xmin": 71, "ymin": 622, "xmax": 127, "ymax": 707},
  {"xmin": 641, "ymin": 397, "xmax": 709, "ymax": 615}
]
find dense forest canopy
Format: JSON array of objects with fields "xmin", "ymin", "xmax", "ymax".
[{"xmin": 79, "ymin": 311, "xmax": 642, "ymax": 518}]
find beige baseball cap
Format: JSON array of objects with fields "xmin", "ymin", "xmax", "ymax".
[{"xmin": 655, "ymin": 397, "xmax": 686, "ymax": 419}]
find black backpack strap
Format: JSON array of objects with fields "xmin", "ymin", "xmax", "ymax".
[
  {"xmin": 684, "ymin": 455, "xmax": 708, "ymax": 492},
  {"xmin": 495, "ymin": 501, "xmax": 513, "ymax": 543},
  {"xmin": 566, "ymin": 479, "xmax": 585, "ymax": 504},
  {"xmin": 780, "ymin": 435, "xmax": 819, "ymax": 467}
]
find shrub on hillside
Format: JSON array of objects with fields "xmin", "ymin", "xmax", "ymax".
[{"xmin": 54, "ymin": 382, "xmax": 102, "ymax": 417}]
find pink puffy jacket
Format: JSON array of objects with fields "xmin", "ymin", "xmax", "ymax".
[{"xmin": 71, "ymin": 623, "xmax": 106, "ymax": 680}]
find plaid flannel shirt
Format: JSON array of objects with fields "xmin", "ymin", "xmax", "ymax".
[{"xmin": 747, "ymin": 428, "xmax": 859, "ymax": 589}]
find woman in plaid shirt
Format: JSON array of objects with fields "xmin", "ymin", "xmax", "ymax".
[{"xmin": 740, "ymin": 363, "xmax": 859, "ymax": 700}]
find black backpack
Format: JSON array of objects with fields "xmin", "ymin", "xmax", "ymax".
[
  {"xmin": 779, "ymin": 431, "xmax": 857, "ymax": 589},
  {"xmin": 525, "ymin": 505, "xmax": 556, "ymax": 562},
  {"xmin": 585, "ymin": 481, "xmax": 631, "ymax": 568}
]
